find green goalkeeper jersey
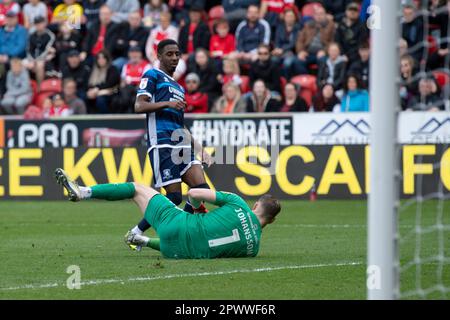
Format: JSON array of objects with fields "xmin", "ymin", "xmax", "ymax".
[{"xmin": 145, "ymin": 191, "xmax": 262, "ymax": 259}]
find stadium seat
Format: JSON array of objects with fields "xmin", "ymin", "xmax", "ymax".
[
  {"xmin": 427, "ymin": 35, "xmax": 438, "ymax": 55},
  {"xmin": 40, "ymin": 78, "xmax": 62, "ymax": 94},
  {"xmin": 209, "ymin": 5, "xmax": 225, "ymax": 20},
  {"xmin": 240, "ymin": 75, "xmax": 250, "ymax": 93},
  {"xmin": 291, "ymin": 74, "xmax": 318, "ymax": 106},
  {"xmin": 35, "ymin": 92, "xmax": 54, "ymax": 109},
  {"xmin": 301, "ymin": 2, "xmax": 323, "ymax": 18},
  {"xmin": 432, "ymin": 70, "xmax": 450, "ymax": 89},
  {"xmin": 23, "ymin": 105, "xmax": 44, "ymax": 119},
  {"xmin": 30, "ymin": 80, "xmax": 38, "ymax": 104}
]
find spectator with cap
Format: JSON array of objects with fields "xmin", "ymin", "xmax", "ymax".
[
  {"xmin": 105, "ymin": 0, "xmax": 140, "ymax": 24},
  {"xmin": 0, "ymin": 0, "xmax": 20, "ymax": 27},
  {"xmin": 62, "ymin": 49, "xmax": 92, "ymax": 99},
  {"xmin": 81, "ymin": 5, "xmax": 125, "ymax": 63},
  {"xmin": 112, "ymin": 11, "xmax": 148, "ymax": 70},
  {"xmin": 401, "ymin": 0, "xmax": 425, "ymax": 63},
  {"xmin": 335, "ymin": 2, "xmax": 369, "ymax": 63},
  {"xmin": 235, "ymin": 4, "xmax": 271, "ymax": 63},
  {"xmin": 23, "ymin": 0, "xmax": 48, "ymax": 32},
  {"xmin": 178, "ymin": 5, "xmax": 211, "ymax": 60},
  {"xmin": 0, "ymin": 57, "xmax": 32, "ymax": 115},
  {"xmin": 53, "ymin": 21, "xmax": 83, "ymax": 73},
  {"xmin": 293, "ymin": 5, "xmax": 335, "ymax": 75},
  {"xmin": 62, "ymin": 78, "xmax": 87, "ymax": 114},
  {"xmin": 249, "ymin": 44, "xmax": 282, "ymax": 95},
  {"xmin": 184, "ymin": 72, "xmax": 208, "ymax": 113},
  {"xmin": 24, "ymin": 16, "xmax": 55, "ymax": 88}
]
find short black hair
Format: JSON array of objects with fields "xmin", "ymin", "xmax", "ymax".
[
  {"xmin": 157, "ymin": 39, "xmax": 179, "ymax": 55},
  {"xmin": 258, "ymin": 194, "xmax": 281, "ymax": 222}
]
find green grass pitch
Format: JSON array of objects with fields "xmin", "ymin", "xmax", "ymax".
[{"xmin": 0, "ymin": 199, "xmax": 448, "ymax": 299}]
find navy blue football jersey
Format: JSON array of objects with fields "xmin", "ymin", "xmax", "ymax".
[{"xmin": 136, "ymin": 68, "xmax": 186, "ymax": 147}]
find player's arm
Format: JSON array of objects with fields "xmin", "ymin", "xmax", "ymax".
[
  {"xmin": 134, "ymin": 95, "xmax": 185, "ymax": 113},
  {"xmin": 187, "ymin": 189, "xmax": 216, "ymax": 207}
]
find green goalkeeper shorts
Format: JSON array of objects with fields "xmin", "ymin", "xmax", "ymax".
[{"xmin": 144, "ymin": 194, "xmax": 193, "ymax": 259}]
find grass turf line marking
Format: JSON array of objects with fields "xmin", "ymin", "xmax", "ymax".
[{"xmin": 0, "ymin": 261, "xmax": 362, "ymax": 291}]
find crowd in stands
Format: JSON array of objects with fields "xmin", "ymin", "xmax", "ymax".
[{"xmin": 0, "ymin": 0, "xmax": 448, "ymax": 118}]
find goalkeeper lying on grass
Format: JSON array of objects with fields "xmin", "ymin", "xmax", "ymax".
[{"xmin": 55, "ymin": 168, "xmax": 281, "ymax": 259}]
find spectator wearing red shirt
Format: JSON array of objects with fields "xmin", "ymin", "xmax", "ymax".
[
  {"xmin": 121, "ymin": 46, "xmax": 151, "ymax": 87},
  {"xmin": 0, "ymin": 0, "xmax": 20, "ymax": 27},
  {"xmin": 184, "ymin": 72, "xmax": 208, "ymax": 113},
  {"xmin": 260, "ymin": 0, "xmax": 294, "ymax": 29},
  {"xmin": 145, "ymin": 11, "xmax": 179, "ymax": 64},
  {"xmin": 209, "ymin": 19, "xmax": 236, "ymax": 60},
  {"xmin": 178, "ymin": 5, "xmax": 210, "ymax": 60}
]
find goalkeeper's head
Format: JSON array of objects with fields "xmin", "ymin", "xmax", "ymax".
[{"xmin": 253, "ymin": 194, "xmax": 281, "ymax": 228}]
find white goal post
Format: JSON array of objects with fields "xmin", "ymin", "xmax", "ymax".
[{"xmin": 367, "ymin": 0, "xmax": 401, "ymax": 300}]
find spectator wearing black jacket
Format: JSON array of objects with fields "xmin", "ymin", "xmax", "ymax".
[
  {"xmin": 401, "ymin": 1, "xmax": 425, "ymax": 63},
  {"xmin": 83, "ymin": 0, "xmax": 106, "ymax": 30},
  {"xmin": 317, "ymin": 42, "xmax": 347, "ymax": 91},
  {"xmin": 178, "ymin": 5, "xmax": 211, "ymax": 59},
  {"xmin": 188, "ymin": 48, "xmax": 221, "ymax": 110},
  {"xmin": 112, "ymin": 11, "xmax": 148, "ymax": 70},
  {"xmin": 322, "ymin": 0, "xmax": 354, "ymax": 22},
  {"xmin": 347, "ymin": 42, "xmax": 370, "ymax": 89},
  {"xmin": 24, "ymin": 16, "xmax": 55, "ymax": 87},
  {"xmin": 81, "ymin": 5, "xmax": 125, "ymax": 63},
  {"xmin": 62, "ymin": 49, "xmax": 92, "ymax": 100},
  {"xmin": 249, "ymin": 44, "xmax": 282, "ymax": 95},
  {"xmin": 280, "ymin": 82, "xmax": 309, "ymax": 112},
  {"xmin": 272, "ymin": 6, "xmax": 301, "ymax": 78},
  {"xmin": 428, "ymin": 0, "xmax": 449, "ymax": 70},
  {"xmin": 53, "ymin": 22, "xmax": 83, "ymax": 72},
  {"xmin": 86, "ymin": 50, "xmax": 120, "ymax": 113},
  {"xmin": 335, "ymin": 2, "xmax": 369, "ymax": 63}
]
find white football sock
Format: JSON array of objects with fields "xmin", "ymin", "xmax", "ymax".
[{"xmin": 79, "ymin": 187, "xmax": 92, "ymax": 199}]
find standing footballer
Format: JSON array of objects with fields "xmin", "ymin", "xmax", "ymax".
[{"xmin": 128, "ymin": 39, "xmax": 212, "ymax": 250}]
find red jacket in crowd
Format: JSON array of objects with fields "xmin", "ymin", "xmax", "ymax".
[{"xmin": 185, "ymin": 91, "xmax": 208, "ymax": 113}]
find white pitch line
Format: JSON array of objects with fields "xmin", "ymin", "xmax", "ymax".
[{"xmin": 0, "ymin": 261, "xmax": 362, "ymax": 291}]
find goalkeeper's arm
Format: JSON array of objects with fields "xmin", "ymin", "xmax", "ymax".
[{"xmin": 187, "ymin": 189, "xmax": 216, "ymax": 208}]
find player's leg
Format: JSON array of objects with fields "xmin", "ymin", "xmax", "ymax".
[
  {"xmin": 132, "ymin": 147, "xmax": 184, "ymax": 234},
  {"xmin": 181, "ymin": 164, "xmax": 210, "ymax": 213},
  {"xmin": 55, "ymin": 168, "xmax": 136, "ymax": 201}
]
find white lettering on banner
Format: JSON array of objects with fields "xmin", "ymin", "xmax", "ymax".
[
  {"xmin": 190, "ymin": 119, "xmax": 291, "ymax": 147},
  {"xmin": 293, "ymin": 112, "xmax": 450, "ymax": 145},
  {"xmin": 14, "ymin": 123, "xmax": 79, "ymax": 148}
]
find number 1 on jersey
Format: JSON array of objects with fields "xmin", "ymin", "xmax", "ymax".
[{"xmin": 208, "ymin": 229, "xmax": 240, "ymax": 247}]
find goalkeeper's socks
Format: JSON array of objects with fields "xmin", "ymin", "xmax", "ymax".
[
  {"xmin": 90, "ymin": 183, "xmax": 136, "ymax": 201},
  {"xmin": 79, "ymin": 187, "xmax": 92, "ymax": 200},
  {"xmin": 184, "ymin": 201, "xmax": 194, "ymax": 213},
  {"xmin": 146, "ymin": 238, "xmax": 160, "ymax": 251}
]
